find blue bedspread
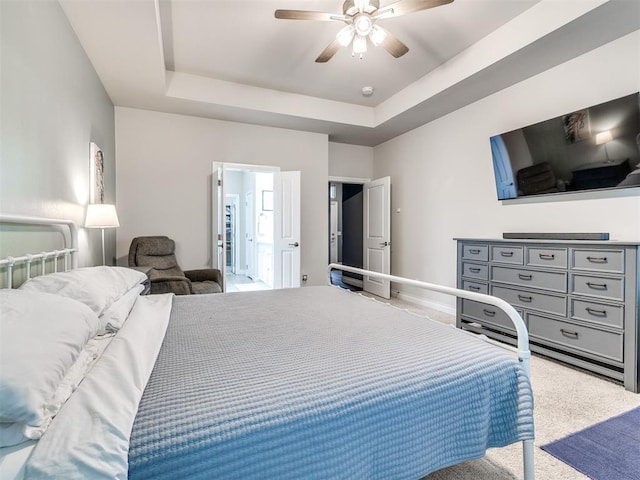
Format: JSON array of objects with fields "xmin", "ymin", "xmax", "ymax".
[{"xmin": 128, "ymin": 286, "xmax": 533, "ymax": 479}]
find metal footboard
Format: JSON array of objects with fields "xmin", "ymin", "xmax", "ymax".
[{"xmin": 327, "ymin": 263, "xmax": 535, "ymax": 480}]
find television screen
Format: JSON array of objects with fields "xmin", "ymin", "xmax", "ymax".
[{"xmin": 490, "ymin": 92, "xmax": 640, "ymax": 200}]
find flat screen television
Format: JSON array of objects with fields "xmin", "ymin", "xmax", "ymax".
[{"xmin": 490, "ymin": 92, "xmax": 640, "ymax": 200}]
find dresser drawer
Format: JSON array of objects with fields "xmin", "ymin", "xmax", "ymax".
[
  {"xmin": 492, "ymin": 285, "xmax": 567, "ymax": 316},
  {"xmin": 491, "ymin": 266, "xmax": 567, "ymax": 293},
  {"xmin": 571, "ymin": 274, "xmax": 624, "ymax": 302},
  {"xmin": 462, "ymin": 280, "xmax": 488, "ymax": 294},
  {"xmin": 570, "ymin": 298, "xmax": 624, "ymax": 329},
  {"xmin": 491, "ymin": 245, "xmax": 524, "ymax": 265},
  {"xmin": 528, "ymin": 314, "xmax": 623, "ymax": 363},
  {"xmin": 462, "ymin": 244, "xmax": 489, "ymax": 261},
  {"xmin": 527, "ymin": 247, "xmax": 568, "ymax": 269},
  {"xmin": 461, "ymin": 299, "xmax": 523, "ymax": 332},
  {"xmin": 572, "ymin": 249, "xmax": 624, "ymax": 273},
  {"xmin": 462, "ymin": 262, "xmax": 488, "ymax": 280}
]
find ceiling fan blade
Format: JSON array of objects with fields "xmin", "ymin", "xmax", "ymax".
[
  {"xmin": 315, "ymin": 40, "xmax": 342, "ymax": 63},
  {"xmin": 375, "ymin": 0, "xmax": 453, "ymax": 19},
  {"xmin": 274, "ymin": 9, "xmax": 344, "ymax": 21},
  {"xmin": 379, "ymin": 30, "xmax": 409, "ymax": 58}
]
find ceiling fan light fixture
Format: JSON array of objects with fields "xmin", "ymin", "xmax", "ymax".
[
  {"xmin": 336, "ymin": 24, "xmax": 355, "ymax": 47},
  {"xmin": 354, "ymin": 14, "xmax": 373, "ymax": 36},
  {"xmin": 369, "ymin": 24, "xmax": 387, "ymax": 46}
]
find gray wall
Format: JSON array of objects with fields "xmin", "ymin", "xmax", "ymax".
[
  {"xmin": 373, "ymin": 32, "xmax": 640, "ymax": 311},
  {"xmin": 1, "ymin": 0, "xmax": 115, "ymax": 267},
  {"xmin": 115, "ymin": 107, "xmax": 329, "ymax": 286}
]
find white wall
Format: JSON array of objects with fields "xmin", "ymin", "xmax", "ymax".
[
  {"xmin": 329, "ymin": 142, "xmax": 374, "ymax": 180},
  {"xmin": 374, "ymin": 32, "xmax": 640, "ymax": 310},
  {"xmin": 0, "ymin": 0, "xmax": 115, "ymax": 267},
  {"xmin": 115, "ymin": 107, "xmax": 329, "ymax": 285}
]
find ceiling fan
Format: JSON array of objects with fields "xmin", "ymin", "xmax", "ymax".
[{"xmin": 275, "ymin": 0, "xmax": 453, "ymax": 62}]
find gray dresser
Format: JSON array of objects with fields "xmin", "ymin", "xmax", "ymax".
[{"xmin": 455, "ymin": 238, "xmax": 640, "ymax": 392}]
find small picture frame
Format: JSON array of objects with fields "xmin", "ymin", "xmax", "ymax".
[
  {"xmin": 262, "ymin": 190, "xmax": 273, "ymax": 211},
  {"xmin": 90, "ymin": 142, "xmax": 104, "ymax": 203}
]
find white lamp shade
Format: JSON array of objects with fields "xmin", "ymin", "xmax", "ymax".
[
  {"xmin": 336, "ymin": 24, "xmax": 355, "ymax": 47},
  {"xmin": 85, "ymin": 204, "xmax": 120, "ymax": 228},
  {"xmin": 353, "ymin": 35, "xmax": 367, "ymax": 54},
  {"xmin": 595, "ymin": 130, "xmax": 613, "ymax": 145}
]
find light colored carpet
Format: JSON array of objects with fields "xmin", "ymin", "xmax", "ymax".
[{"xmin": 367, "ymin": 293, "xmax": 640, "ymax": 480}]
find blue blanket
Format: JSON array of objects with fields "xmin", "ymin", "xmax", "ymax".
[{"xmin": 129, "ymin": 287, "xmax": 533, "ymax": 479}]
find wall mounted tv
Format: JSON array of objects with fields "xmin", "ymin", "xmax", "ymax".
[{"xmin": 490, "ymin": 92, "xmax": 640, "ymax": 200}]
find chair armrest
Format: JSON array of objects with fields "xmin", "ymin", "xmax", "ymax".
[
  {"xmin": 149, "ymin": 273, "xmax": 193, "ymax": 295},
  {"xmin": 184, "ymin": 268, "xmax": 223, "ymax": 285}
]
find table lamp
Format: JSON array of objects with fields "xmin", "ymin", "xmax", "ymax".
[
  {"xmin": 85, "ymin": 204, "xmax": 120, "ymax": 265},
  {"xmin": 595, "ymin": 130, "xmax": 613, "ymax": 163}
]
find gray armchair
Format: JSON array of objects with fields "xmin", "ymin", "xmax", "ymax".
[{"xmin": 128, "ymin": 236, "xmax": 222, "ymax": 295}]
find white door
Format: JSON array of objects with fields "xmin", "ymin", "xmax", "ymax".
[
  {"xmin": 490, "ymin": 135, "xmax": 517, "ymax": 199},
  {"xmin": 212, "ymin": 163, "xmax": 227, "ymax": 291},
  {"xmin": 245, "ymin": 190, "xmax": 255, "ymax": 279},
  {"xmin": 273, "ymin": 171, "xmax": 301, "ymax": 289},
  {"xmin": 363, "ymin": 176, "xmax": 391, "ymax": 298},
  {"xmin": 330, "ymin": 201, "xmax": 339, "ymax": 263}
]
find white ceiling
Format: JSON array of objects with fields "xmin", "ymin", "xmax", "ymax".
[{"xmin": 59, "ymin": 0, "xmax": 639, "ymax": 146}]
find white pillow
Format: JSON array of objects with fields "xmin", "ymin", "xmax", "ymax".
[
  {"xmin": 0, "ymin": 342, "xmax": 101, "ymax": 447},
  {"xmin": 19, "ymin": 266, "xmax": 147, "ymax": 317},
  {"xmin": 0, "ymin": 290, "xmax": 100, "ymax": 436},
  {"xmin": 98, "ymin": 284, "xmax": 144, "ymax": 334}
]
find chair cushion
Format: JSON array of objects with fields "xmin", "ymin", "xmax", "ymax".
[
  {"xmin": 134, "ymin": 237, "xmax": 181, "ymax": 271},
  {"xmin": 136, "ymin": 237, "xmax": 175, "ymax": 256},
  {"xmin": 137, "ymin": 254, "xmax": 180, "ymax": 271},
  {"xmin": 191, "ymin": 281, "xmax": 222, "ymax": 295}
]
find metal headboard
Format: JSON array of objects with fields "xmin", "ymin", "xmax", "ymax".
[{"xmin": 0, "ymin": 213, "xmax": 79, "ymax": 288}]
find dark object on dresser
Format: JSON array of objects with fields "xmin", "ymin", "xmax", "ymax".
[
  {"xmin": 128, "ymin": 236, "xmax": 222, "ymax": 295},
  {"xmin": 503, "ymin": 232, "xmax": 610, "ymax": 241}
]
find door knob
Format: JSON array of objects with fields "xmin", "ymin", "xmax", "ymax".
[
  {"xmin": 289, "ymin": 242, "xmax": 300, "ymax": 247},
  {"xmin": 380, "ymin": 241, "xmax": 390, "ymax": 247}
]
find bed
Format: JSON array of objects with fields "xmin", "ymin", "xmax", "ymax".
[{"xmin": 0, "ymin": 214, "xmax": 535, "ymax": 479}]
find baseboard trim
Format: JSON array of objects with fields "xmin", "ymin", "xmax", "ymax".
[{"xmin": 393, "ymin": 290, "xmax": 456, "ymax": 316}]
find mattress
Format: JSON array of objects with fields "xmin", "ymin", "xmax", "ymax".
[{"xmin": 128, "ymin": 286, "xmax": 534, "ymax": 479}]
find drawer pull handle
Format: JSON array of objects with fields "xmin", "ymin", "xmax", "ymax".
[
  {"xmin": 468, "ymin": 286, "xmax": 481, "ymax": 292},
  {"xmin": 585, "ymin": 307, "xmax": 607, "ymax": 317},
  {"xmin": 500, "ymin": 251, "xmax": 514, "ymax": 257},
  {"xmin": 586, "ymin": 282, "xmax": 607, "ymax": 290},
  {"xmin": 469, "ymin": 267, "xmax": 481, "ymax": 273},
  {"xmin": 518, "ymin": 295, "xmax": 533, "ymax": 302},
  {"xmin": 560, "ymin": 329, "xmax": 579, "ymax": 339},
  {"xmin": 483, "ymin": 309, "xmax": 496, "ymax": 317},
  {"xmin": 586, "ymin": 256, "xmax": 607, "ymax": 263},
  {"xmin": 539, "ymin": 253, "xmax": 555, "ymax": 260},
  {"xmin": 518, "ymin": 274, "xmax": 533, "ymax": 281},
  {"xmin": 469, "ymin": 249, "xmax": 481, "ymax": 254}
]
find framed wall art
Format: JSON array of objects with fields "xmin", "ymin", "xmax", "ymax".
[{"xmin": 90, "ymin": 142, "xmax": 104, "ymax": 203}]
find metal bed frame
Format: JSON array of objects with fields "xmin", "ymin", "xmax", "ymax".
[
  {"xmin": 0, "ymin": 214, "xmax": 534, "ymax": 479},
  {"xmin": 328, "ymin": 263, "xmax": 535, "ymax": 480},
  {"xmin": 0, "ymin": 213, "xmax": 78, "ymax": 288}
]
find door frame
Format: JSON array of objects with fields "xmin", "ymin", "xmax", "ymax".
[
  {"xmin": 213, "ymin": 162, "xmax": 288, "ymax": 292},
  {"xmin": 327, "ymin": 176, "xmax": 371, "ymax": 291}
]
